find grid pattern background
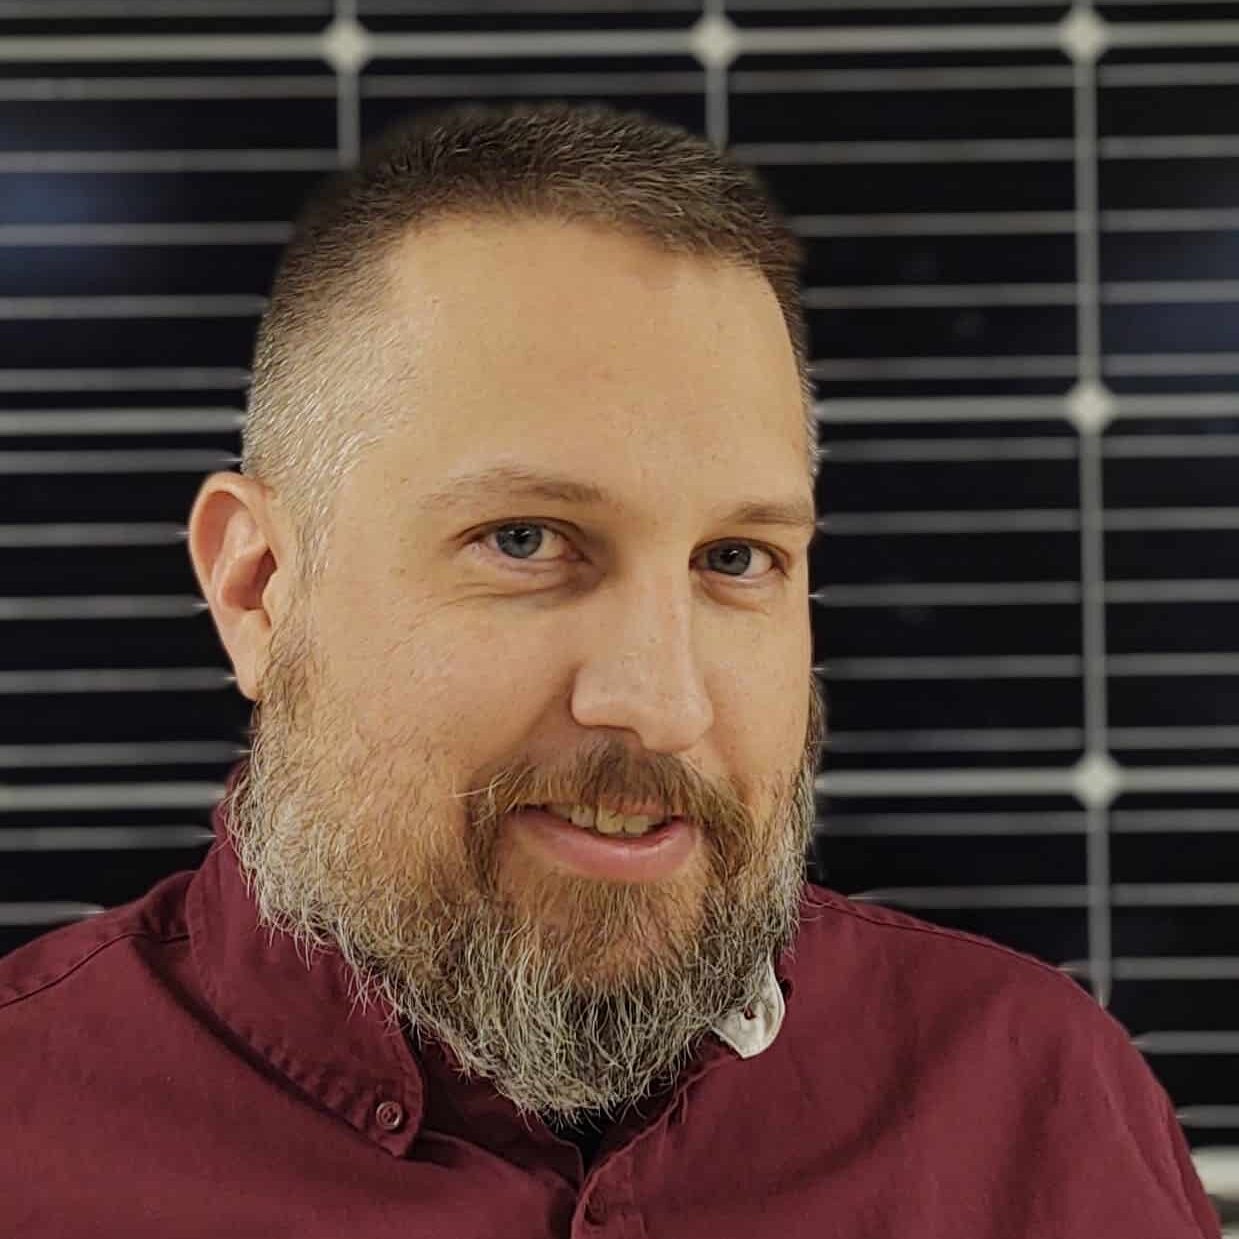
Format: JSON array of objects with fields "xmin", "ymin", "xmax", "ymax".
[{"xmin": 5, "ymin": 0, "xmax": 1239, "ymax": 1204}]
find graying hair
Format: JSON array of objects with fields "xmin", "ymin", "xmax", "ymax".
[{"xmin": 241, "ymin": 100, "xmax": 821, "ymax": 589}]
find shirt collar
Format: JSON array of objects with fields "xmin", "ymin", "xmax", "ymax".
[{"xmin": 189, "ymin": 761, "xmax": 794, "ymax": 1155}]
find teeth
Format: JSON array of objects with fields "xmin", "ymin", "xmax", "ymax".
[{"xmin": 546, "ymin": 802, "xmax": 664, "ymax": 836}]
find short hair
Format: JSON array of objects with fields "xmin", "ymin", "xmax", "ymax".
[{"xmin": 241, "ymin": 99, "xmax": 819, "ymax": 588}]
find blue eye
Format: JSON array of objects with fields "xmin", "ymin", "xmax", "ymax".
[
  {"xmin": 477, "ymin": 522, "xmax": 782, "ymax": 581},
  {"xmin": 491, "ymin": 523, "xmax": 553, "ymax": 561}
]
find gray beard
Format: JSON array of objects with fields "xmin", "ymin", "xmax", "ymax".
[{"xmin": 220, "ymin": 615, "xmax": 825, "ymax": 1126}]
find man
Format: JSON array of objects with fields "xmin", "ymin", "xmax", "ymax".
[{"xmin": 0, "ymin": 101, "xmax": 1220, "ymax": 1237}]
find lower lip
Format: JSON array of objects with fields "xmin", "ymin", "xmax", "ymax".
[{"xmin": 503, "ymin": 807, "xmax": 699, "ymax": 882}]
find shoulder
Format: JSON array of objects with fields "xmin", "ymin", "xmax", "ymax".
[
  {"xmin": 791, "ymin": 880, "xmax": 1137, "ymax": 1052},
  {"xmin": 0, "ymin": 866, "xmax": 194, "ymax": 1019}
]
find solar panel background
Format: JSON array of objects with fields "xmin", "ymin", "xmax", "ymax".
[{"xmin": 3, "ymin": 0, "xmax": 1239, "ymax": 1210}]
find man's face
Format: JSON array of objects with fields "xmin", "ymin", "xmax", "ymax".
[{"xmin": 217, "ymin": 215, "xmax": 825, "ymax": 1125}]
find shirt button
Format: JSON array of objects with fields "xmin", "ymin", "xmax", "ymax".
[{"xmin": 375, "ymin": 1100, "xmax": 405, "ymax": 1131}]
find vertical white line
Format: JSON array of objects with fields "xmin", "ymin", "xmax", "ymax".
[
  {"xmin": 337, "ymin": 69, "xmax": 361, "ymax": 167},
  {"xmin": 329, "ymin": 0, "xmax": 363, "ymax": 168},
  {"xmin": 1074, "ymin": 52, "xmax": 1103, "ymax": 380},
  {"xmin": 705, "ymin": 60, "xmax": 728, "ymax": 151},
  {"xmin": 1071, "ymin": 8, "xmax": 1113, "ymax": 1011},
  {"xmin": 698, "ymin": 1, "xmax": 732, "ymax": 153}
]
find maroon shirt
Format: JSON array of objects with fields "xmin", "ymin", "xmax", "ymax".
[{"xmin": 1, "ymin": 769, "xmax": 1220, "ymax": 1237}]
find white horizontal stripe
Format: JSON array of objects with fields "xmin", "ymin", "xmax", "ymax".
[
  {"xmin": 737, "ymin": 25, "xmax": 1058, "ymax": 55},
  {"xmin": 790, "ymin": 211, "xmax": 1076, "ymax": 237},
  {"xmin": 0, "ymin": 222, "xmax": 291, "ymax": 246},
  {"xmin": 0, "ymin": 596, "xmax": 202, "ymax": 618},
  {"xmin": 1138, "ymin": 1031, "xmax": 1239, "ymax": 1054},
  {"xmin": 864, "ymin": 882, "xmax": 1239, "ymax": 909},
  {"xmin": 0, "ymin": 149, "xmax": 336, "ymax": 172},
  {"xmin": 811, "ymin": 355, "xmax": 1077, "ymax": 379},
  {"xmin": 0, "ymin": 781, "xmax": 224, "ymax": 811},
  {"xmin": 1109, "ymin": 21, "xmax": 1239, "ymax": 50},
  {"xmin": 804, "ymin": 283, "xmax": 1076, "ymax": 308},
  {"xmin": 1115, "ymin": 882, "xmax": 1239, "ymax": 904},
  {"xmin": 0, "ymin": 826, "xmax": 214, "ymax": 851},
  {"xmin": 1109, "ymin": 353, "xmax": 1239, "ymax": 375},
  {"xmin": 1118, "ymin": 959, "xmax": 1239, "ymax": 981},
  {"xmin": 823, "ymin": 811, "xmax": 1084, "ymax": 835},
  {"xmin": 1111, "ymin": 726, "xmax": 1239, "ymax": 749},
  {"xmin": 0, "ymin": 295, "xmax": 265, "ymax": 318},
  {"xmin": 0, "ymin": 408, "xmax": 243, "ymax": 434},
  {"xmin": 1107, "ymin": 580, "xmax": 1239, "ymax": 603},
  {"xmin": 814, "ymin": 395, "xmax": 1068, "ymax": 421},
  {"xmin": 822, "ymin": 510, "xmax": 1079, "ymax": 533},
  {"xmin": 13, "ymin": 22, "xmax": 1239, "ymax": 67},
  {"xmin": 826, "ymin": 727, "xmax": 1083, "ymax": 753},
  {"xmin": 363, "ymin": 71, "xmax": 703, "ymax": 97},
  {"xmin": 364, "ymin": 0, "xmax": 698, "ymax": 7},
  {"xmin": 0, "ymin": 523, "xmax": 187, "ymax": 546},
  {"xmin": 813, "ymin": 582, "xmax": 1080, "ymax": 606},
  {"xmin": 1122, "ymin": 768, "xmax": 1239, "ymax": 793},
  {"xmin": 730, "ymin": 65, "xmax": 1072, "ymax": 93},
  {"xmin": 0, "ymin": 902, "xmax": 104, "ymax": 925},
  {"xmin": 1105, "ymin": 508, "xmax": 1239, "ymax": 531},
  {"xmin": 1104, "ymin": 61, "xmax": 1239, "ymax": 88},
  {"xmin": 791, "ymin": 207, "xmax": 1239, "ymax": 237},
  {"xmin": 0, "ymin": 368, "xmax": 247, "ymax": 390},
  {"xmin": 0, "ymin": 76, "xmax": 334, "ymax": 100},
  {"xmin": 1103, "ymin": 134, "xmax": 1239, "ymax": 159},
  {"xmin": 1114, "ymin": 808, "xmax": 1239, "ymax": 832},
  {"xmin": 0, "ymin": 0, "xmax": 322, "ymax": 13},
  {"xmin": 733, "ymin": 137, "xmax": 1074, "ymax": 164},
  {"xmin": 0, "ymin": 449, "xmax": 235, "ymax": 472},
  {"xmin": 1104, "ymin": 208, "xmax": 1239, "ymax": 232},
  {"xmin": 1106, "ymin": 280, "xmax": 1239, "ymax": 304},
  {"xmin": 0, "ymin": 668, "xmax": 231, "ymax": 694},
  {"xmin": 853, "ymin": 885, "xmax": 1087, "ymax": 908},
  {"xmin": 821, "ymin": 436, "xmax": 1075, "ymax": 461},
  {"xmin": 1173, "ymin": 1106, "xmax": 1239, "ymax": 1127},
  {"xmin": 0, "ymin": 34, "xmax": 326, "ymax": 61},
  {"xmin": 1114, "ymin": 393, "xmax": 1239, "ymax": 415},
  {"xmin": 1108, "ymin": 653, "xmax": 1239, "ymax": 676},
  {"xmin": 817, "ymin": 768, "xmax": 1076, "ymax": 797},
  {"xmin": 821, "ymin": 655, "xmax": 1081, "ymax": 680},
  {"xmin": 0, "ymin": 741, "xmax": 242, "ymax": 766},
  {"xmin": 807, "ymin": 280, "xmax": 1239, "ymax": 310},
  {"xmin": 1105, "ymin": 433, "xmax": 1239, "ymax": 456}
]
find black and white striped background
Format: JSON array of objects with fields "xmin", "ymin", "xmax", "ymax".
[{"xmin": 5, "ymin": 0, "xmax": 1239, "ymax": 1196}]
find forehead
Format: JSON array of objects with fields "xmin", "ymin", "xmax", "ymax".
[{"xmin": 363, "ymin": 214, "xmax": 807, "ymax": 503}]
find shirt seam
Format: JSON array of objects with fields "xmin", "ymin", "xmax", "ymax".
[
  {"xmin": 802, "ymin": 886, "xmax": 1103, "ymax": 1010},
  {"xmin": 0, "ymin": 928, "xmax": 190, "ymax": 1013}
]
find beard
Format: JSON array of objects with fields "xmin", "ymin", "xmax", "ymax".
[{"xmin": 220, "ymin": 594, "xmax": 827, "ymax": 1128}]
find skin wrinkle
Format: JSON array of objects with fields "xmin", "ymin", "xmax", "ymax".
[{"xmin": 190, "ymin": 215, "xmax": 828, "ymax": 1127}]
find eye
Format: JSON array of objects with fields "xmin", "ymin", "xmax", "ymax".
[{"xmin": 473, "ymin": 522, "xmax": 784, "ymax": 582}]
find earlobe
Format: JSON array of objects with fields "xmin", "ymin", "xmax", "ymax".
[{"xmin": 186, "ymin": 472, "xmax": 284, "ymax": 703}]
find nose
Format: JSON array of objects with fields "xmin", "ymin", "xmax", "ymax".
[{"xmin": 569, "ymin": 571, "xmax": 714, "ymax": 754}]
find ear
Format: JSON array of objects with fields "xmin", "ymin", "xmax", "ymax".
[{"xmin": 185, "ymin": 471, "xmax": 291, "ymax": 702}]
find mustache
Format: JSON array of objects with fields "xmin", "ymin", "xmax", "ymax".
[{"xmin": 452, "ymin": 737, "xmax": 747, "ymax": 835}]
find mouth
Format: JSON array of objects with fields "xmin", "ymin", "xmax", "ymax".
[{"xmin": 503, "ymin": 805, "xmax": 698, "ymax": 882}]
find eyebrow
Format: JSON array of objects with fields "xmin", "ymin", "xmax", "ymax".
[{"xmin": 418, "ymin": 464, "xmax": 819, "ymax": 533}]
